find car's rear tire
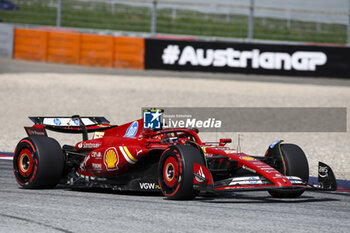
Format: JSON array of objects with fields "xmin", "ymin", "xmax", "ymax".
[
  {"xmin": 158, "ymin": 145, "xmax": 205, "ymax": 200},
  {"xmin": 267, "ymin": 143, "xmax": 309, "ymax": 198},
  {"xmin": 13, "ymin": 136, "xmax": 65, "ymax": 189}
]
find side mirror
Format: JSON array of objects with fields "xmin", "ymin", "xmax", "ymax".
[{"xmin": 219, "ymin": 138, "xmax": 232, "ymax": 146}]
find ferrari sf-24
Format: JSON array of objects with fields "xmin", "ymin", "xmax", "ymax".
[{"xmin": 13, "ymin": 115, "xmax": 337, "ymax": 200}]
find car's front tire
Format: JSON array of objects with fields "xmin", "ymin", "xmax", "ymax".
[
  {"xmin": 158, "ymin": 145, "xmax": 206, "ymax": 200},
  {"xmin": 267, "ymin": 143, "xmax": 309, "ymax": 198}
]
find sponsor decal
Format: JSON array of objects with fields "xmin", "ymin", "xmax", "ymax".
[
  {"xmin": 104, "ymin": 147, "xmax": 119, "ymax": 170},
  {"xmin": 124, "ymin": 121, "xmax": 139, "ymax": 137},
  {"xmin": 93, "ymin": 131, "xmax": 104, "ymax": 139},
  {"xmin": 229, "ymin": 176, "xmax": 263, "ymax": 186},
  {"xmin": 80, "ymin": 156, "xmax": 90, "ymax": 171},
  {"xmin": 193, "ymin": 163, "xmax": 212, "ymax": 184},
  {"xmin": 258, "ymin": 166, "xmax": 276, "ymax": 170},
  {"xmin": 261, "ymin": 169, "xmax": 276, "ymax": 173},
  {"xmin": 92, "ymin": 163, "xmax": 102, "ymax": 170},
  {"xmin": 139, "ymin": 183, "xmax": 160, "ymax": 190},
  {"xmin": 195, "ymin": 166, "xmax": 206, "ymax": 183},
  {"xmin": 202, "ymin": 146, "xmax": 215, "ymax": 156},
  {"xmin": 119, "ymin": 146, "xmax": 138, "ymax": 164},
  {"xmin": 43, "ymin": 118, "xmax": 95, "ymax": 127},
  {"xmin": 143, "ymin": 109, "xmax": 162, "ymax": 129},
  {"xmin": 249, "ymin": 177, "xmax": 259, "ymax": 184},
  {"xmin": 240, "ymin": 156, "xmax": 255, "ymax": 161},
  {"xmin": 27, "ymin": 130, "xmax": 45, "ymax": 136},
  {"xmin": 260, "ymin": 166, "xmax": 278, "ymax": 173},
  {"xmin": 91, "ymin": 151, "xmax": 102, "ymax": 158},
  {"xmin": 25, "ymin": 127, "xmax": 47, "ymax": 136},
  {"xmin": 319, "ymin": 165, "xmax": 329, "ymax": 178},
  {"xmin": 224, "ymin": 149, "xmax": 235, "ymax": 154},
  {"xmin": 269, "ymin": 140, "xmax": 282, "ymax": 148},
  {"xmin": 162, "ymin": 45, "xmax": 327, "ymax": 71},
  {"xmin": 77, "ymin": 142, "xmax": 101, "ymax": 149},
  {"xmin": 66, "ymin": 119, "xmax": 80, "ymax": 126},
  {"xmin": 287, "ymin": 176, "xmax": 304, "ymax": 184},
  {"xmin": 53, "ymin": 118, "xmax": 61, "ymax": 126},
  {"xmin": 273, "ymin": 174, "xmax": 284, "ymax": 178}
]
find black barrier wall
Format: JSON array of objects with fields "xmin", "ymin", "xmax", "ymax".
[{"xmin": 145, "ymin": 39, "xmax": 350, "ymax": 78}]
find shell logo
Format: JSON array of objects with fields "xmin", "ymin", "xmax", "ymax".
[{"xmin": 104, "ymin": 147, "xmax": 119, "ymax": 170}]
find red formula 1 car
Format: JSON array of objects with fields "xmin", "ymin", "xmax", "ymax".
[{"xmin": 13, "ymin": 115, "xmax": 337, "ymax": 200}]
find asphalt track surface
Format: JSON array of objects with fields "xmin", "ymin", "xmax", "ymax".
[{"xmin": 1, "ymin": 159, "xmax": 350, "ymax": 233}]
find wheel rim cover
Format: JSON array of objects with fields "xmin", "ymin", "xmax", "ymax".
[
  {"xmin": 163, "ymin": 156, "xmax": 179, "ymax": 188},
  {"xmin": 18, "ymin": 148, "xmax": 33, "ymax": 177}
]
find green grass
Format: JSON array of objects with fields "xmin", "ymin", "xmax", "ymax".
[{"xmin": 0, "ymin": 0, "xmax": 346, "ymax": 44}]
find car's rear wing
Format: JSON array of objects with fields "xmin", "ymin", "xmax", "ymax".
[
  {"xmin": 29, "ymin": 116, "xmax": 110, "ymax": 126},
  {"xmin": 26, "ymin": 115, "xmax": 116, "ymax": 141}
]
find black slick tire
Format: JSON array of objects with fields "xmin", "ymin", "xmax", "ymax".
[
  {"xmin": 268, "ymin": 143, "xmax": 309, "ymax": 198},
  {"xmin": 158, "ymin": 145, "xmax": 205, "ymax": 200},
  {"xmin": 13, "ymin": 136, "xmax": 65, "ymax": 189}
]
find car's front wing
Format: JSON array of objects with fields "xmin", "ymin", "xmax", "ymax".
[{"xmin": 213, "ymin": 162, "xmax": 337, "ymax": 193}]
